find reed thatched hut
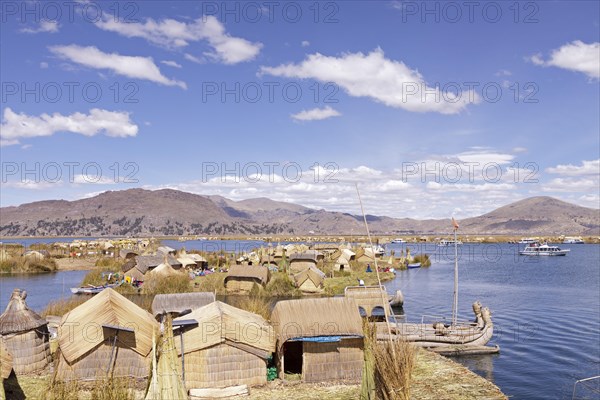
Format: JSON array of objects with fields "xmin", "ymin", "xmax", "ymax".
[
  {"xmin": 271, "ymin": 298, "xmax": 364, "ymax": 382},
  {"xmin": 344, "ymin": 285, "xmax": 389, "ymax": 318},
  {"xmin": 55, "ymin": 288, "xmax": 158, "ymax": 381},
  {"xmin": 293, "ymin": 266, "xmax": 326, "ymax": 293},
  {"xmin": 151, "ymin": 292, "xmax": 216, "ymax": 318},
  {"xmin": 0, "ymin": 289, "xmax": 51, "ymax": 375},
  {"xmin": 224, "ymin": 265, "xmax": 270, "ymax": 294},
  {"xmin": 288, "ymin": 251, "xmax": 320, "ymax": 274},
  {"xmin": 173, "ymin": 301, "xmax": 275, "ymax": 390}
]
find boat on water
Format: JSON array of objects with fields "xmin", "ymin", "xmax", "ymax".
[
  {"xmin": 438, "ymin": 239, "xmax": 462, "ymax": 247},
  {"xmin": 70, "ymin": 282, "xmax": 121, "ymax": 294},
  {"xmin": 391, "ymin": 238, "xmax": 406, "ymax": 244},
  {"xmin": 518, "ymin": 237, "xmax": 538, "ymax": 244},
  {"xmin": 379, "ymin": 217, "xmax": 496, "ymax": 352},
  {"xmin": 367, "ymin": 244, "xmax": 386, "ymax": 256},
  {"xmin": 519, "ymin": 243, "xmax": 570, "ymax": 256},
  {"xmin": 563, "ymin": 237, "xmax": 584, "ymax": 244},
  {"xmin": 407, "ymin": 262, "xmax": 421, "ymax": 269}
]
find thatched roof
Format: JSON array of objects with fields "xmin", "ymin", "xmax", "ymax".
[
  {"xmin": 151, "ymin": 292, "xmax": 216, "ymax": 317},
  {"xmin": 119, "ymin": 249, "xmax": 138, "ymax": 259},
  {"xmin": 174, "ymin": 301, "xmax": 275, "ymax": 357},
  {"xmin": 157, "ymin": 246, "xmax": 176, "ymax": 255},
  {"xmin": 148, "ymin": 262, "xmax": 183, "ymax": 277},
  {"xmin": 177, "ymin": 256, "xmax": 198, "ymax": 268},
  {"xmin": 294, "ymin": 266, "xmax": 326, "ymax": 288},
  {"xmin": 225, "ymin": 265, "xmax": 270, "ymax": 285},
  {"xmin": 271, "ymin": 298, "xmax": 363, "ymax": 346},
  {"xmin": 0, "ymin": 289, "xmax": 47, "ymax": 335},
  {"xmin": 289, "ymin": 250, "xmax": 320, "ymax": 262},
  {"xmin": 0, "ymin": 336, "xmax": 12, "ymax": 379},
  {"xmin": 135, "ymin": 255, "xmax": 181, "ymax": 274},
  {"xmin": 58, "ymin": 288, "xmax": 158, "ymax": 363}
]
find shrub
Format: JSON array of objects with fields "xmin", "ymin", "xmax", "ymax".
[{"xmin": 142, "ymin": 273, "xmax": 192, "ymax": 295}]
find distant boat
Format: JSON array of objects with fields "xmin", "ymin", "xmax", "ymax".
[
  {"xmin": 367, "ymin": 245, "xmax": 386, "ymax": 256},
  {"xmin": 519, "ymin": 243, "xmax": 570, "ymax": 256},
  {"xmin": 407, "ymin": 262, "xmax": 421, "ymax": 269},
  {"xmin": 391, "ymin": 238, "xmax": 406, "ymax": 244},
  {"xmin": 70, "ymin": 282, "xmax": 121, "ymax": 295},
  {"xmin": 518, "ymin": 238, "xmax": 538, "ymax": 244},
  {"xmin": 563, "ymin": 237, "xmax": 584, "ymax": 244},
  {"xmin": 438, "ymin": 239, "xmax": 462, "ymax": 247}
]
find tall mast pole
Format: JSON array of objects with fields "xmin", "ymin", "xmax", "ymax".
[{"xmin": 452, "ymin": 223, "xmax": 458, "ymax": 326}]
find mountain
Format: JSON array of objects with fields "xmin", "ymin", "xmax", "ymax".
[{"xmin": 0, "ymin": 190, "xmax": 598, "ymax": 236}]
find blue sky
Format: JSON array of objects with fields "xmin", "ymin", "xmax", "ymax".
[{"xmin": 1, "ymin": 1, "xmax": 599, "ymax": 218}]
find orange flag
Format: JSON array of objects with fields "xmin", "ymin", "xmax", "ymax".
[{"xmin": 452, "ymin": 217, "xmax": 459, "ymax": 230}]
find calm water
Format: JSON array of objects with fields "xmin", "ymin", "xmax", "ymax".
[
  {"xmin": 384, "ymin": 242, "xmax": 600, "ymax": 400},
  {"xmin": 1, "ymin": 241, "xmax": 598, "ymax": 399}
]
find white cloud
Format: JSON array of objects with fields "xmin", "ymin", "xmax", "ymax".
[
  {"xmin": 161, "ymin": 60, "xmax": 182, "ymax": 68},
  {"xmin": 40, "ymin": 62, "xmax": 49, "ymax": 69},
  {"xmin": 455, "ymin": 150, "xmax": 514, "ymax": 165},
  {"xmin": 301, "ymin": 40, "xmax": 310, "ymax": 47},
  {"xmin": 542, "ymin": 178, "xmax": 599, "ymax": 193},
  {"xmin": 260, "ymin": 48, "xmax": 479, "ymax": 114},
  {"xmin": 0, "ymin": 107, "xmax": 138, "ymax": 146},
  {"xmin": 546, "ymin": 159, "xmax": 600, "ymax": 176},
  {"xmin": 495, "ymin": 69, "xmax": 512, "ymax": 76},
  {"xmin": 184, "ymin": 53, "xmax": 204, "ymax": 64},
  {"xmin": 49, "ymin": 45, "xmax": 187, "ymax": 89},
  {"xmin": 3, "ymin": 180, "xmax": 58, "ymax": 190},
  {"xmin": 530, "ymin": 41, "xmax": 600, "ymax": 79},
  {"xmin": 291, "ymin": 106, "xmax": 341, "ymax": 121},
  {"xmin": 96, "ymin": 15, "xmax": 262, "ymax": 64},
  {"xmin": 21, "ymin": 21, "xmax": 59, "ymax": 34}
]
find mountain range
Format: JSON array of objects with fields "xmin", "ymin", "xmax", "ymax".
[{"xmin": 0, "ymin": 189, "xmax": 598, "ymax": 236}]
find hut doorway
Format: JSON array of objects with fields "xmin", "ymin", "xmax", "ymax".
[{"xmin": 282, "ymin": 341, "xmax": 303, "ymax": 375}]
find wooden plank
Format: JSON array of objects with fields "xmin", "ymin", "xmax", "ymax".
[{"xmin": 189, "ymin": 385, "xmax": 249, "ymax": 398}]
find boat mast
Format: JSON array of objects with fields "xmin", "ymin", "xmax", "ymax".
[{"xmin": 451, "ymin": 219, "xmax": 459, "ymax": 326}]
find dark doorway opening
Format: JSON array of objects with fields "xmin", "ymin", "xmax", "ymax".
[{"xmin": 283, "ymin": 341, "xmax": 303, "ymax": 375}]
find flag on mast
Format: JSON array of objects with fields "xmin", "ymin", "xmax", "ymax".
[{"xmin": 452, "ymin": 217, "xmax": 459, "ymax": 230}]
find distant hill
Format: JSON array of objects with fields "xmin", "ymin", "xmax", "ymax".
[{"xmin": 0, "ymin": 190, "xmax": 597, "ymax": 236}]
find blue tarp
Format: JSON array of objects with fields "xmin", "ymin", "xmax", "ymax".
[{"xmin": 288, "ymin": 335, "xmax": 362, "ymax": 343}]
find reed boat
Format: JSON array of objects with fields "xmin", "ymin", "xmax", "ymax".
[
  {"xmin": 70, "ymin": 282, "xmax": 121, "ymax": 294},
  {"xmin": 376, "ymin": 301, "xmax": 494, "ymax": 347}
]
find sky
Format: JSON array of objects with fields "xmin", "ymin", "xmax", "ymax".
[{"xmin": 1, "ymin": 0, "xmax": 599, "ymax": 219}]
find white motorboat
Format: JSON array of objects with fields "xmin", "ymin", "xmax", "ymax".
[
  {"xmin": 391, "ymin": 238, "xmax": 406, "ymax": 244},
  {"xmin": 518, "ymin": 238, "xmax": 538, "ymax": 244},
  {"xmin": 438, "ymin": 239, "xmax": 462, "ymax": 247},
  {"xmin": 563, "ymin": 237, "xmax": 584, "ymax": 244},
  {"xmin": 519, "ymin": 243, "xmax": 570, "ymax": 256}
]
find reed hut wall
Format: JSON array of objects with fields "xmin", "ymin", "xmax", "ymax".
[
  {"xmin": 55, "ymin": 343, "xmax": 151, "ymax": 381},
  {"xmin": 179, "ymin": 343, "xmax": 267, "ymax": 390},
  {"xmin": 301, "ymin": 338, "xmax": 363, "ymax": 382}
]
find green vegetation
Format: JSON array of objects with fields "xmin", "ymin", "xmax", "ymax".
[
  {"xmin": 263, "ymin": 273, "xmax": 301, "ymax": 297},
  {"xmin": 324, "ymin": 270, "xmax": 395, "ymax": 296},
  {"xmin": 192, "ymin": 272, "xmax": 227, "ymax": 294}
]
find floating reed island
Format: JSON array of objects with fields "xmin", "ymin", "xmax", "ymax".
[{"xmin": 0, "ymin": 285, "xmax": 507, "ymax": 399}]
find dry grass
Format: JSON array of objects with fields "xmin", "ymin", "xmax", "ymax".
[
  {"xmin": 192, "ymin": 272, "xmax": 227, "ymax": 294},
  {"xmin": 0, "ymin": 256, "xmax": 58, "ymax": 274},
  {"xmin": 411, "ymin": 254, "xmax": 431, "ymax": 267},
  {"xmin": 373, "ymin": 339, "xmax": 416, "ymax": 400},
  {"xmin": 235, "ymin": 295, "xmax": 272, "ymax": 320},
  {"xmin": 264, "ymin": 272, "xmax": 301, "ymax": 297},
  {"xmin": 141, "ymin": 273, "xmax": 193, "ymax": 295},
  {"xmin": 40, "ymin": 297, "xmax": 87, "ymax": 318},
  {"xmin": 324, "ymin": 271, "xmax": 395, "ymax": 296}
]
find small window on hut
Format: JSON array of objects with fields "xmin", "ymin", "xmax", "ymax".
[{"xmin": 283, "ymin": 341, "xmax": 303, "ymax": 375}]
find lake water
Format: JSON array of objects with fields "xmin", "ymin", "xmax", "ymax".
[
  {"xmin": 1, "ymin": 241, "xmax": 598, "ymax": 399},
  {"xmin": 384, "ymin": 242, "xmax": 600, "ymax": 400}
]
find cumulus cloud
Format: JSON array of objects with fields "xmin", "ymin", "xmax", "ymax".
[
  {"xmin": 546, "ymin": 159, "xmax": 600, "ymax": 176},
  {"xmin": 0, "ymin": 108, "xmax": 138, "ymax": 146},
  {"xmin": 291, "ymin": 106, "xmax": 341, "ymax": 121},
  {"xmin": 21, "ymin": 21, "xmax": 59, "ymax": 34},
  {"xmin": 530, "ymin": 41, "xmax": 600, "ymax": 79},
  {"xmin": 301, "ymin": 40, "xmax": 310, "ymax": 47},
  {"xmin": 49, "ymin": 45, "xmax": 187, "ymax": 89},
  {"xmin": 96, "ymin": 15, "xmax": 262, "ymax": 64},
  {"xmin": 260, "ymin": 48, "xmax": 479, "ymax": 114}
]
